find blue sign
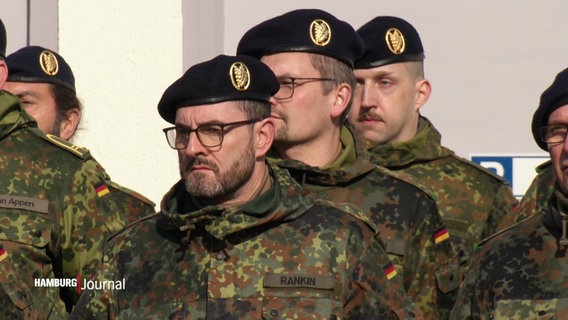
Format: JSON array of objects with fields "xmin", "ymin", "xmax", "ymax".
[{"xmin": 470, "ymin": 154, "xmax": 549, "ymax": 199}]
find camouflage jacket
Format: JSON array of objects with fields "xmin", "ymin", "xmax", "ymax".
[
  {"xmin": 0, "ymin": 91, "xmax": 128, "ymax": 319},
  {"xmin": 515, "ymin": 160, "xmax": 554, "ymax": 220},
  {"xmin": 70, "ymin": 164, "xmax": 420, "ymax": 320},
  {"xmin": 369, "ymin": 117, "xmax": 518, "ymax": 273},
  {"xmin": 450, "ymin": 186, "xmax": 568, "ymax": 319},
  {"xmin": 272, "ymin": 126, "xmax": 459, "ymax": 319}
]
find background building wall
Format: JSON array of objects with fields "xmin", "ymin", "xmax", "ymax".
[
  {"xmin": 2, "ymin": 1, "xmax": 565, "ymax": 206},
  {"xmin": 58, "ymin": 0, "xmax": 182, "ymax": 207}
]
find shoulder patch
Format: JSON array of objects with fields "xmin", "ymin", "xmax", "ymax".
[
  {"xmin": 41, "ymin": 133, "xmax": 91, "ymax": 159},
  {"xmin": 449, "ymin": 154, "xmax": 508, "ymax": 184}
]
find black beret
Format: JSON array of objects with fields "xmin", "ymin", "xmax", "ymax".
[
  {"xmin": 236, "ymin": 9, "xmax": 364, "ymax": 68},
  {"xmin": 0, "ymin": 18, "xmax": 6, "ymax": 59},
  {"xmin": 158, "ymin": 54, "xmax": 279, "ymax": 124},
  {"xmin": 531, "ymin": 67, "xmax": 568, "ymax": 150},
  {"xmin": 6, "ymin": 46, "xmax": 75, "ymax": 92},
  {"xmin": 355, "ymin": 16, "xmax": 425, "ymax": 69}
]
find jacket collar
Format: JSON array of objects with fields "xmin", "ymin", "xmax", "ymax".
[
  {"xmin": 369, "ymin": 116, "xmax": 454, "ymax": 167},
  {"xmin": 271, "ymin": 125, "xmax": 377, "ymax": 186},
  {"xmin": 158, "ymin": 164, "xmax": 313, "ymax": 240}
]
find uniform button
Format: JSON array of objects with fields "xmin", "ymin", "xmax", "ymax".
[
  {"xmin": 33, "ymin": 230, "xmax": 42, "ymax": 237},
  {"xmin": 270, "ymin": 309, "xmax": 278, "ymax": 317},
  {"xmin": 215, "ymin": 252, "xmax": 224, "ymax": 261}
]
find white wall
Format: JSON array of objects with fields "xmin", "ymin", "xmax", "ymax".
[
  {"xmin": 59, "ymin": 0, "xmax": 182, "ymax": 208},
  {"xmin": 54, "ymin": 1, "xmax": 566, "ymax": 207}
]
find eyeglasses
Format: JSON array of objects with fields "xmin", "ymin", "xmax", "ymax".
[
  {"xmin": 275, "ymin": 77, "xmax": 336, "ymax": 100},
  {"xmin": 163, "ymin": 119, "xmax": 259, "ymax": 150},
  {"xmin": 540, "ymin": 124, "xmax": 568, "ymax": 146}
]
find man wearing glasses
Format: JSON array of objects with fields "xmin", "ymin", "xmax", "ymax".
[
  {"xmin": 70, "ymin": 54, "xmax": 419, "ymax": 319},
  {"xmin": 450, "ymin": 68, "xmax": 568, "ymax": 319},
  {"xmin": 237, "ymin": 9, "xmax": 459, "ymax": 318}
]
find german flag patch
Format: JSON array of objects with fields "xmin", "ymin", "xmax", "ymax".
[
  {"xmin": 95, "ymin": 182, "xmax": 110, "ymax": 197},
  {"xmin": 384, "ymin": 262, "xmax": 397, "ymax": 280},
  {"xmin": 434, "ymin": 227, "xmax": 450, "ymax": 244},
  {"xmin": 0, "ymin": 244, "xmax": 8, "ymax": 262}
]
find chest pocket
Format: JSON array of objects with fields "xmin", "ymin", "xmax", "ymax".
[
  {"xmin": 262, "ymin": 273, "xmax": 342, "ymax": 319},
  {"xmin": 0, "ymin": 208, "xmax": 54, "ymax": 249},
  {"xmin": 494, "ymin": 298, "xmax": 568, "ymax": 319},
  {"xmin": 0, "ymin": 202, "xmax": 56, "ymax": 288},
  {"xmin": 0, "ymin": 199, "xmax": 55, "ymax": 316}
]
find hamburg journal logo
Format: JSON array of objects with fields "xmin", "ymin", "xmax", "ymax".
[{"xmin": 34, "ymin": 275, "xmax": 125, "ymax": 293}]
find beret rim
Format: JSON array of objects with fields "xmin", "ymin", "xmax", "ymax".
[
  {"xmin": 159, "ymin": 95, "xmax": 273, "ymax": 124},
  {"xmin": 241, "ymin": 46, "xmax": 356, "ymax": 69},
  {"xmin": 7, "ymin": 75, "xmax": 76, "ymax": 92},
  {"xmin": 355, "ymin": 53, "xmax": 425, "ymax": 69}
]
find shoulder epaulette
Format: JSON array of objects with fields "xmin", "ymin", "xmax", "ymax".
[
  {"xmin": 536, "ymin": 159, "xmax": 552, "ymax": 173},
  {"xmin": 313, "ymin": 199, "xmax": 378, "ymax": 234},
  {"xmin": 38, "ymin": 133, "xmax": 91, "ymax": 159},
  {"xmin": 107, "ymin": 180, "xmax": 156, "ymax": 207},
  {"xmin": 475, "ymin": 212, "xmax": 540, "ymax": 248},
  {"xmin": 374, "ymin": 165, "xmax": 437, "ymax": 200},
  {"xmin": 450, "ymin": 154, "xmax": 508, "ymax": 184},
  {"xmin": 107, "ymin": 212, "xmax": 160, "ymax": 243}
]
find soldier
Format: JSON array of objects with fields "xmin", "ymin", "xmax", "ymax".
[
  {"xmin": 236, "ymin": 9, "xmax": 459, "ymax": 318},
  {"xmin": 70, "ymin": 54, "xmax": 419, "ymax": 319},
  {"xmin": 4, "ymin": 46, "xmax": 155, "ymax": 222},
  {"xmin": 450, "ymin": 67, "xmax": 568, "ymax": 319},
  {"xmin": 0, "ymin": 18, "xmax": 127, "ymax": 318},
  {"xmin": 348, "ymin": 16, "xmax": 519, "ymax": 316}
]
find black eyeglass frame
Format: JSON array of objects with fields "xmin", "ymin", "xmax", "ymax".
[
  {"xmin": 275, "ymin": 77, "xmax": 336, "ymax": 100},
  {"xmin": 540, "ymin": 124, "xmax": 568, "ymax": 146},
  {"xmin": 162, "ymin": 119, "xmax": 260, "ymax": 150}
]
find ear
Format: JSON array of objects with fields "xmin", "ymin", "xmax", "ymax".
[
  {"xmin": 254, "ymin": 117, "xmax": 274, "ymax": 159},
  {"xmin": 0, "ymin": 60, "xmax": 7, "ymax": 89},
  {"xmin": 330, "ymin": 83, "xmax": 351, "ymax": 119},
  {"xmin": 58, "ymin": 108, "xmax": 81, "ymax": 141},
  {"xmin": 415, "ymin": 79, "xmax": 431, "ymax": 112}
]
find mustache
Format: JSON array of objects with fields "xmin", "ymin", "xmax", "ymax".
[
  {"xmin": 182, "ymin": 157, "xmax": 219, "ymax": 173},
  {"xmin": 357, "ymin": 111, "xmax": 382, "ymax": 122}
]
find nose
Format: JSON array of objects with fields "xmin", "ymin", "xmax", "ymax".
[
  {"xmin": 359, "ymin": 82, "xmax": 376, "ymax": 109},
  {"xmin": 269, "ymin": 95, "xmax": 278, "ymax": 107},
  {"xmin": 182, "ymin": 131, "xmax": 207, "ymax": 156}
]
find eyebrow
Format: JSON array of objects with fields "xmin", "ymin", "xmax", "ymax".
[
  {"xmin": 14, "ymin": 90, "xmax": 42, "ymax": 100},
  {"xmin": 174, "ymin": 120, "xmax": 225, "ymax": 129}
]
